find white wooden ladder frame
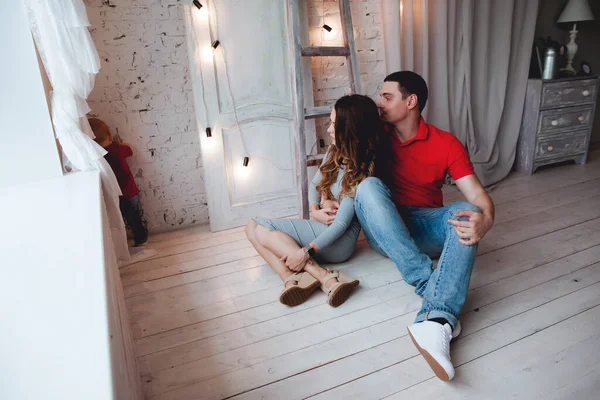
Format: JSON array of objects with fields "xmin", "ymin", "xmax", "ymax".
[{"xmin": 287, "ymin": 0, "xmax": 362, "ymax": 219}]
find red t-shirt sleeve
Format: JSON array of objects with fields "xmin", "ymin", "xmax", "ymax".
[
  {"xmin": 447, "ymin": 135, "xmax": 474, "ymax": 181},
  {"xmin": 119, "ymin": 144, "xmax": 133, "ymax": 158}
]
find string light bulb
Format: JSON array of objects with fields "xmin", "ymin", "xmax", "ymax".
[
  {"xmin": 193, "ymin": 0, "xmax": 208, "ymax": 21},
  {"xmin": 201, "ymin": 41, "xmax": 220, "ymax": 61},
  {"xmin": 202, "ymin": 47, "xmax": 213, "ymax": 61},
  {"xmin": 191, "ymin": 5, "xmax": 252, "ymax": 177},
  {"xmin": 323, "ymin": 24, "xmax": 337, "ymax": 40}
]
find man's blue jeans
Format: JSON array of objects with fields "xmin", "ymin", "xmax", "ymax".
[{"xmin": 354, "ymin": 177, "xmax": 480, "ymax": 328}]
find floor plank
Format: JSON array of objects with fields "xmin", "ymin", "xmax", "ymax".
[
  {"xmin": 145, "ymin": 231, "xmax": 249, "ymax": 261},
  {"xmin": 541, "ymin": 367, "xmax": 600, "ymax": 400},
  {"xmin": 122, "ymin": 247, "xmax": 258, "ymax": 288},
  {"xmin": 148, "ymin": 225, "xmax": 244, "ymax": 246}
]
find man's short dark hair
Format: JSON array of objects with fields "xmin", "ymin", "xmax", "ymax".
[{"xmin": 384, "ymin": 71, "xmax": 428, "ymax": 113}]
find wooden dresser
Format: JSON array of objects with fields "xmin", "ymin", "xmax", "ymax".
[{"xmin": 515, "ymin": 76, "xmax": 599, "ymax": 174}]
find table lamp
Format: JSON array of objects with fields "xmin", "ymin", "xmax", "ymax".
[{"xmin": 557, "ymin": 0, "xmax": 595, "ymax": 74}]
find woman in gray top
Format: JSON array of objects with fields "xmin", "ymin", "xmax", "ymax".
[{"xmin": 245, "ymin": 95, "xmax": 383, "ymax": 307}]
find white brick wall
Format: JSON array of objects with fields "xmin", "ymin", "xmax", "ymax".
[
  {"xmin": 83, "ymin": 0, "xmax": 384, "ymax": 231},
  {"xmin": 85, "ymin": 0, "xmax": 208, "ymax": 232}
]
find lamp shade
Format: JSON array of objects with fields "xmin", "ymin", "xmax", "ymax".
[{"xmin": 557, "ymin": 0, "xmax": 595, "ymax": 23}]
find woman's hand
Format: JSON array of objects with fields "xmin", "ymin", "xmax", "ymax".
[
  {"xmin": 280, "ymin": 248, "xmax": 309, "ymax": 271},
  {"xmin": 310, "ymin": 200, "xmax": 339, "ymax": 225}
]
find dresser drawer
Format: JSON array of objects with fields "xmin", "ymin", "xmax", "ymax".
[
  {"xmin": 541, "ymin": 79, "xmax": 597, "ymax": 108},
  {"xmin": 538, "ymin": 106, "xmax": 593, "ymax": 137},
  {"xmin": 535, "ymin": 131, "xmax": 588, "ymax": 160}
]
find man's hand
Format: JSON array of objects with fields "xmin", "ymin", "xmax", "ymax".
[
  {"xmin": 453, "ymin": 174, "xmax": 495, "ymax": 246},
  {"xmin": 448, "ymin": 210, "xmax": 492, "ymax": 245},
  {"xmin": 310, "ymin": 200, "xmax": 339, "ymax": 225},
  {"xmin": 280, "ymin": 248, "xmax": 309, "ymax": 271}
]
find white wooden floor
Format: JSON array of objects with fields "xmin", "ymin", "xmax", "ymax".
[{"xmin": 121, "ymin": 148, "xmax": 600, "ymax": 400}]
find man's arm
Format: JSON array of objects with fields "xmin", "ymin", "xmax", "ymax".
[{"xmin": 450, "ymin": 174, "xmax": 495, "ymax": 245}]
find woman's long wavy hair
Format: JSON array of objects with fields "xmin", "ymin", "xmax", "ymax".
[{"xmin": 316, "ymin": 94, "xmax": 383, "ymax": 201}]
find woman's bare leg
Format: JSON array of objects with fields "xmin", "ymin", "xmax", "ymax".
[
  {"xmin": 245, "ymin": 220, "xmax": 295, "ymax": 286},
  {"xmin": 303, "ymin": 262, "xmax": 337, "ymax": 288},
  {"xmin": 250, "ymin": 222, "xmax": 338, "ymax": 289}
]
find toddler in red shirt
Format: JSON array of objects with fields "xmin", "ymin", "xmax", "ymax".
[{"xmin": 89, "ymin": 118, "xmax": 148, "ymax": 246}]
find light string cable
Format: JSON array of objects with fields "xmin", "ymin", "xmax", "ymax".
[{"xmin": 210, "ymin": 2, "xmax": 292, "ymax": 171}]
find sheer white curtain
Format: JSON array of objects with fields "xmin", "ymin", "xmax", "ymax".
[
  {"xmin": 381, "ymin": 0, "xmax": 539, "ymax": 186},
  {"xmin": 24, "ymin": 0, "xmax": 129, "ymax": 261}
]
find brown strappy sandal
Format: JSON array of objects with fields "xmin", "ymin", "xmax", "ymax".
[
  {"xmin": 320, "ymin": 269, "xmax": 360, "ymax": 307},
  {"xmin": 279, "ymin": 271, "xmax": 320, "ymax": 306}
]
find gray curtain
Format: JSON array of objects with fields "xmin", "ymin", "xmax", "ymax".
[{"xmin": 381, "ymin": 0, "xmax": 540, "ymax": 186}]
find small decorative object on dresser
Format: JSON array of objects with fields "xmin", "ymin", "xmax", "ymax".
[
  {"xmin": 515, "ymin": 75, "xmax": 600, "ymax": 174},
  {"xmin": 578, "ymin": 61, "xmax": 592, "ymax": 76}
]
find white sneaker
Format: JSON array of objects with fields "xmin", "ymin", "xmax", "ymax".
[{"xmin": 407, "ymin": 321, "xmax": 455, "ymax": 381}]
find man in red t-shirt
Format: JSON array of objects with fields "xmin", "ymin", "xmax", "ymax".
[
  {"xmin": 89, "ymin": 118, "xmax": 149, "ymax": 246},
  {"xmin": 352, "ymin": 72, "xmax": 494, "ymax": 380}
]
